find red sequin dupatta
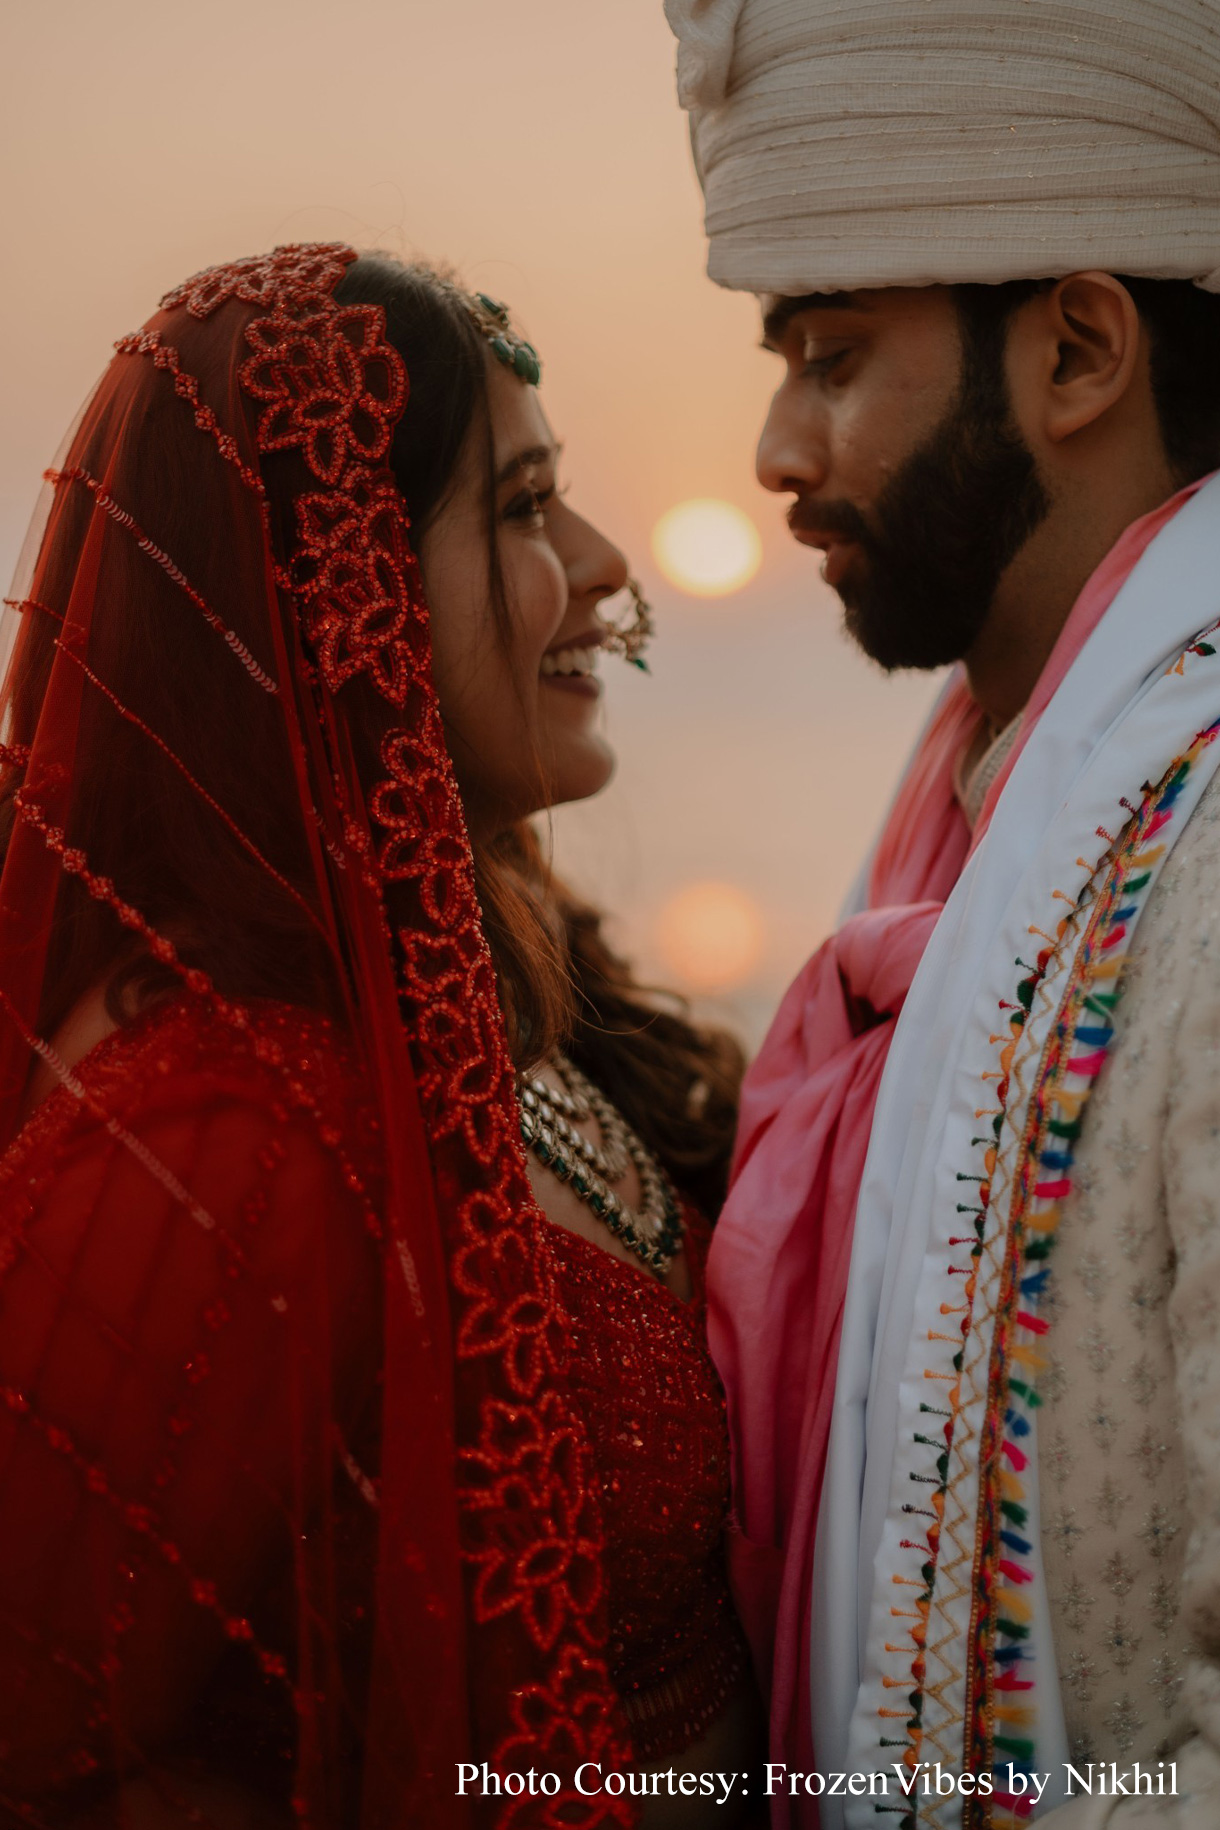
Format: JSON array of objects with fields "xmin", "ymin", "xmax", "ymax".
[{"xmin": 0, "ymin": 246, "xmax": 635, "ymax": 1827}]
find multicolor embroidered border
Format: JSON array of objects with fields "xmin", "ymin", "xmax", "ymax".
[
  {"xmin": 972, "ymin": 715, "xmax": 1220, "ymax": 1827},
  {"xmin": 971, "ymin": 843, "xmax": 1152, "ymax": 1818},
  {"xmin": 878, "ymin": 700, "xmax": 1220, "ymax": 1830},
  {"xmin": 874, "ymin": 886, "xmax": 1097, "ymax": 1820}
]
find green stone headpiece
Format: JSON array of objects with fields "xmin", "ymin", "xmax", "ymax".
[{"xmin": 460, "ymin": 290, "xmax": 542, "ymax": 386}]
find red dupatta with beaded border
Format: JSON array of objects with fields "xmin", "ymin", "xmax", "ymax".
[{"xmin": 0, "ymin": 245, "xmax": 635, "ymax": 1827}]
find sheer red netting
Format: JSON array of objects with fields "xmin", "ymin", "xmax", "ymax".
[{"xmin": 0, "ymin": 245, "xmax": 637, "ymax": 1828}]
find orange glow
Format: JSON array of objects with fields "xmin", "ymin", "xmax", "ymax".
[
  {"xmin": 652, "ymin": 499, "xmax": 762, "ymax": 597},
  {"xmin": 655, "ymin": 882, "xmax": 765, "ymax": 992}
]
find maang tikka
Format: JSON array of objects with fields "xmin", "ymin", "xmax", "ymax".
[{"xmin": 459, "ymin": 289, "xmax": 542, "ymax": 387}]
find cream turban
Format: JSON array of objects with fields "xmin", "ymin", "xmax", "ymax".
[{"xmin": 663, "ymin": 0, "xmax": 1220, "ymax": 294}]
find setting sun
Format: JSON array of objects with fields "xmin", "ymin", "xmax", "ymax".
[
  {"xmin": 655, "ymin": 882, "xmax": 766, "ymax": 992},
  {"xmin": 651, "ymin": 499, "xmax": 762, "ymax": 598}
]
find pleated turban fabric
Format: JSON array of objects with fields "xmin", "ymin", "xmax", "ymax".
[{"xmin": 663, "ymin": 0, "xmax": 1220, "ymax": 295}]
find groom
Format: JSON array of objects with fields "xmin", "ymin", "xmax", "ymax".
[{"xmin": 666, "ymin": 2, "xmax": 1220, "ymax": 1824}]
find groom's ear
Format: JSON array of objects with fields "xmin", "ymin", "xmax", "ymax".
[{"xmin": 1007, "ymin": 271, "xmax": 1144, "ymax": 447}]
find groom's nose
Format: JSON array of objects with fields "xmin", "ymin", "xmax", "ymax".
[{"xmin": 756, "ymin": 383, "xmax": 829, "ymax": 495}]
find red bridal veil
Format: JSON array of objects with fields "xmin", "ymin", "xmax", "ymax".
[{"xmin": 0, "ymin": 246, "xmax": 636, "ymax": 1826}]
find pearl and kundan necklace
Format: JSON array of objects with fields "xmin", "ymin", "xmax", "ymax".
[{"xmin": 517, "ymin": 1055, "xmax": 685, "ymax": 1277}]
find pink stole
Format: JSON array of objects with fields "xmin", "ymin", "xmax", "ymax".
[{"xmin": 708, "ymin": 483, "xmax": 1203, "ymax": 1816}]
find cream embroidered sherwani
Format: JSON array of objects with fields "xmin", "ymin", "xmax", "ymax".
[{"xmin": 1039, "ymin": 767, "xmax": 1220, "ymax": 1823}]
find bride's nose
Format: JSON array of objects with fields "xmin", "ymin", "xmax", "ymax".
[{"xmin": 561, "ymin": 509, "xmax": 629, "ymax": 605}]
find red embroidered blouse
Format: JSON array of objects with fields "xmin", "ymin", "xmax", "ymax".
[
  {"xmin": 0, "ymin": 999, "xmax": 748, "ymax": 1810},
  {"xmin": 541, "ymin": 1217, "xmax": 749, "ymax": 1763}
]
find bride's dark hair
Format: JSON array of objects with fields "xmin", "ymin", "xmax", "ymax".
[{"xmin": 336, "ymin": 255, "xmax": 743, "ymax": 1214}]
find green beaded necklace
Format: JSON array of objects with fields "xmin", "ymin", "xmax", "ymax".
[{"xmin": 517, "ymin": 1057, "xmax": 685, "ymax": 1277}]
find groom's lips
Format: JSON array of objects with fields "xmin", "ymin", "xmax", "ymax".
[
  {"xmin": 787, "ymin": 503, "xmax": 865, "ymax": 590},
  {"xmin": 789, "ymin": 523, "xmax": 858, "ymax": 588},
  {"xmin": 819, "ymin": 540, "xmax": 857, "ymax": 589}
]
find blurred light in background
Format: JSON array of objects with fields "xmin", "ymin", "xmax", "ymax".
[
  {"xmin": 652, "ymin": 499, "xmax": 762, "ymax": 597},
  {"xmin": 656, "ymin": 881, "xmax": 764, "ymax": 991}
]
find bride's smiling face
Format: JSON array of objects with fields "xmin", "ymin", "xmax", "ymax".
[{"xmin": 419, "ymin": 360, "xmax": 628, "ymax": 838}]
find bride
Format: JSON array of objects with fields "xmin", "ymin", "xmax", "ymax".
[{"xmin": 0, "ymin": 245, "xmax": 760, "ymax": 1826}]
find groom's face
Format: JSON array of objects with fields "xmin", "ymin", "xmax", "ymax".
[{"xmin": 757, "ymin": 286, "xmax": 1048, "ymax": 671}]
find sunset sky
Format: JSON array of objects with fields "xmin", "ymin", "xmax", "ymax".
[{"xmin": 2, "ymin": 0, "xmax": 941, "ymax": 1045}]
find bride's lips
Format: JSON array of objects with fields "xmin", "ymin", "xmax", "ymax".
[
  {"xmin": 540, "ymin": 627, "xmax": 605, "ymax": 699},
  {"xmin": 543, "ymin": 672, "xmax": 600, "ymax": 698}
]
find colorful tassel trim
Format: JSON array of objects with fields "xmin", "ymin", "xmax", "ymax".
[{"xmin": 981, "ymin": 713, "xmax": 1220, "ymax": 1826}]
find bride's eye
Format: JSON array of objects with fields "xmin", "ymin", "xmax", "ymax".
[{"xmin": 503, "ymin": 483, "xmax": 555, "ymax": 527}]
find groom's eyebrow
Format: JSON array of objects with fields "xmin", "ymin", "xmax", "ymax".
[
  {"xmin": 495, "ymin": 443, "xmax": 556, "ymax": 484},
  {"xmin": 760, "ymin": 291, "xmax": 861, "ymax": 347}
]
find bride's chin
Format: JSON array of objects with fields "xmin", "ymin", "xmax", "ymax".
[
  {"xmin": 546, "ymin": 736, "xmax": 617, "ymax": 810},
  {"xmin": 458, "ymin": 740, "xmax": 617, "ymax": 839}
]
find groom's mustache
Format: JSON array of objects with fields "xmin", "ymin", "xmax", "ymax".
[{"xmin": 786, "ymin": 496, "xmax": 876, "ymax": 550}]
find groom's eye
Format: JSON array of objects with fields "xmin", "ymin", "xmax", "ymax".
[{"xmin": 801, "ymin": 340, "xmax": 852, "ymax": 378}]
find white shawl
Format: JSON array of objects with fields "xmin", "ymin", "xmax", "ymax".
[{"xmin": 814, "ymin": 475, "xmax": 1220, "ymax": 1824}]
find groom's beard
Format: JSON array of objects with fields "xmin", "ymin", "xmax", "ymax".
[{"xmin": 795, "ymin": 355, "xmax": 1051, "ymax": 672}]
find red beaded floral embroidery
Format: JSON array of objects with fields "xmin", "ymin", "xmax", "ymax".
[
  {"xmin": 195, "ymin": 246, "xmax": 633, "ymax": 1812},
  {"xmin": 3, "ymin": 241, "xmax": 633, "ymax": 1822},
  {"xmin": 159, "ymin": 242, "xmax": 353, "ymax": 321},
  {"xmin": 293, "ymin": 472, "xmax": 429, "ymax": 705},
  {"xmin": 240, "ymin": 303, "xmax": 405, "ymax": 488}
]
